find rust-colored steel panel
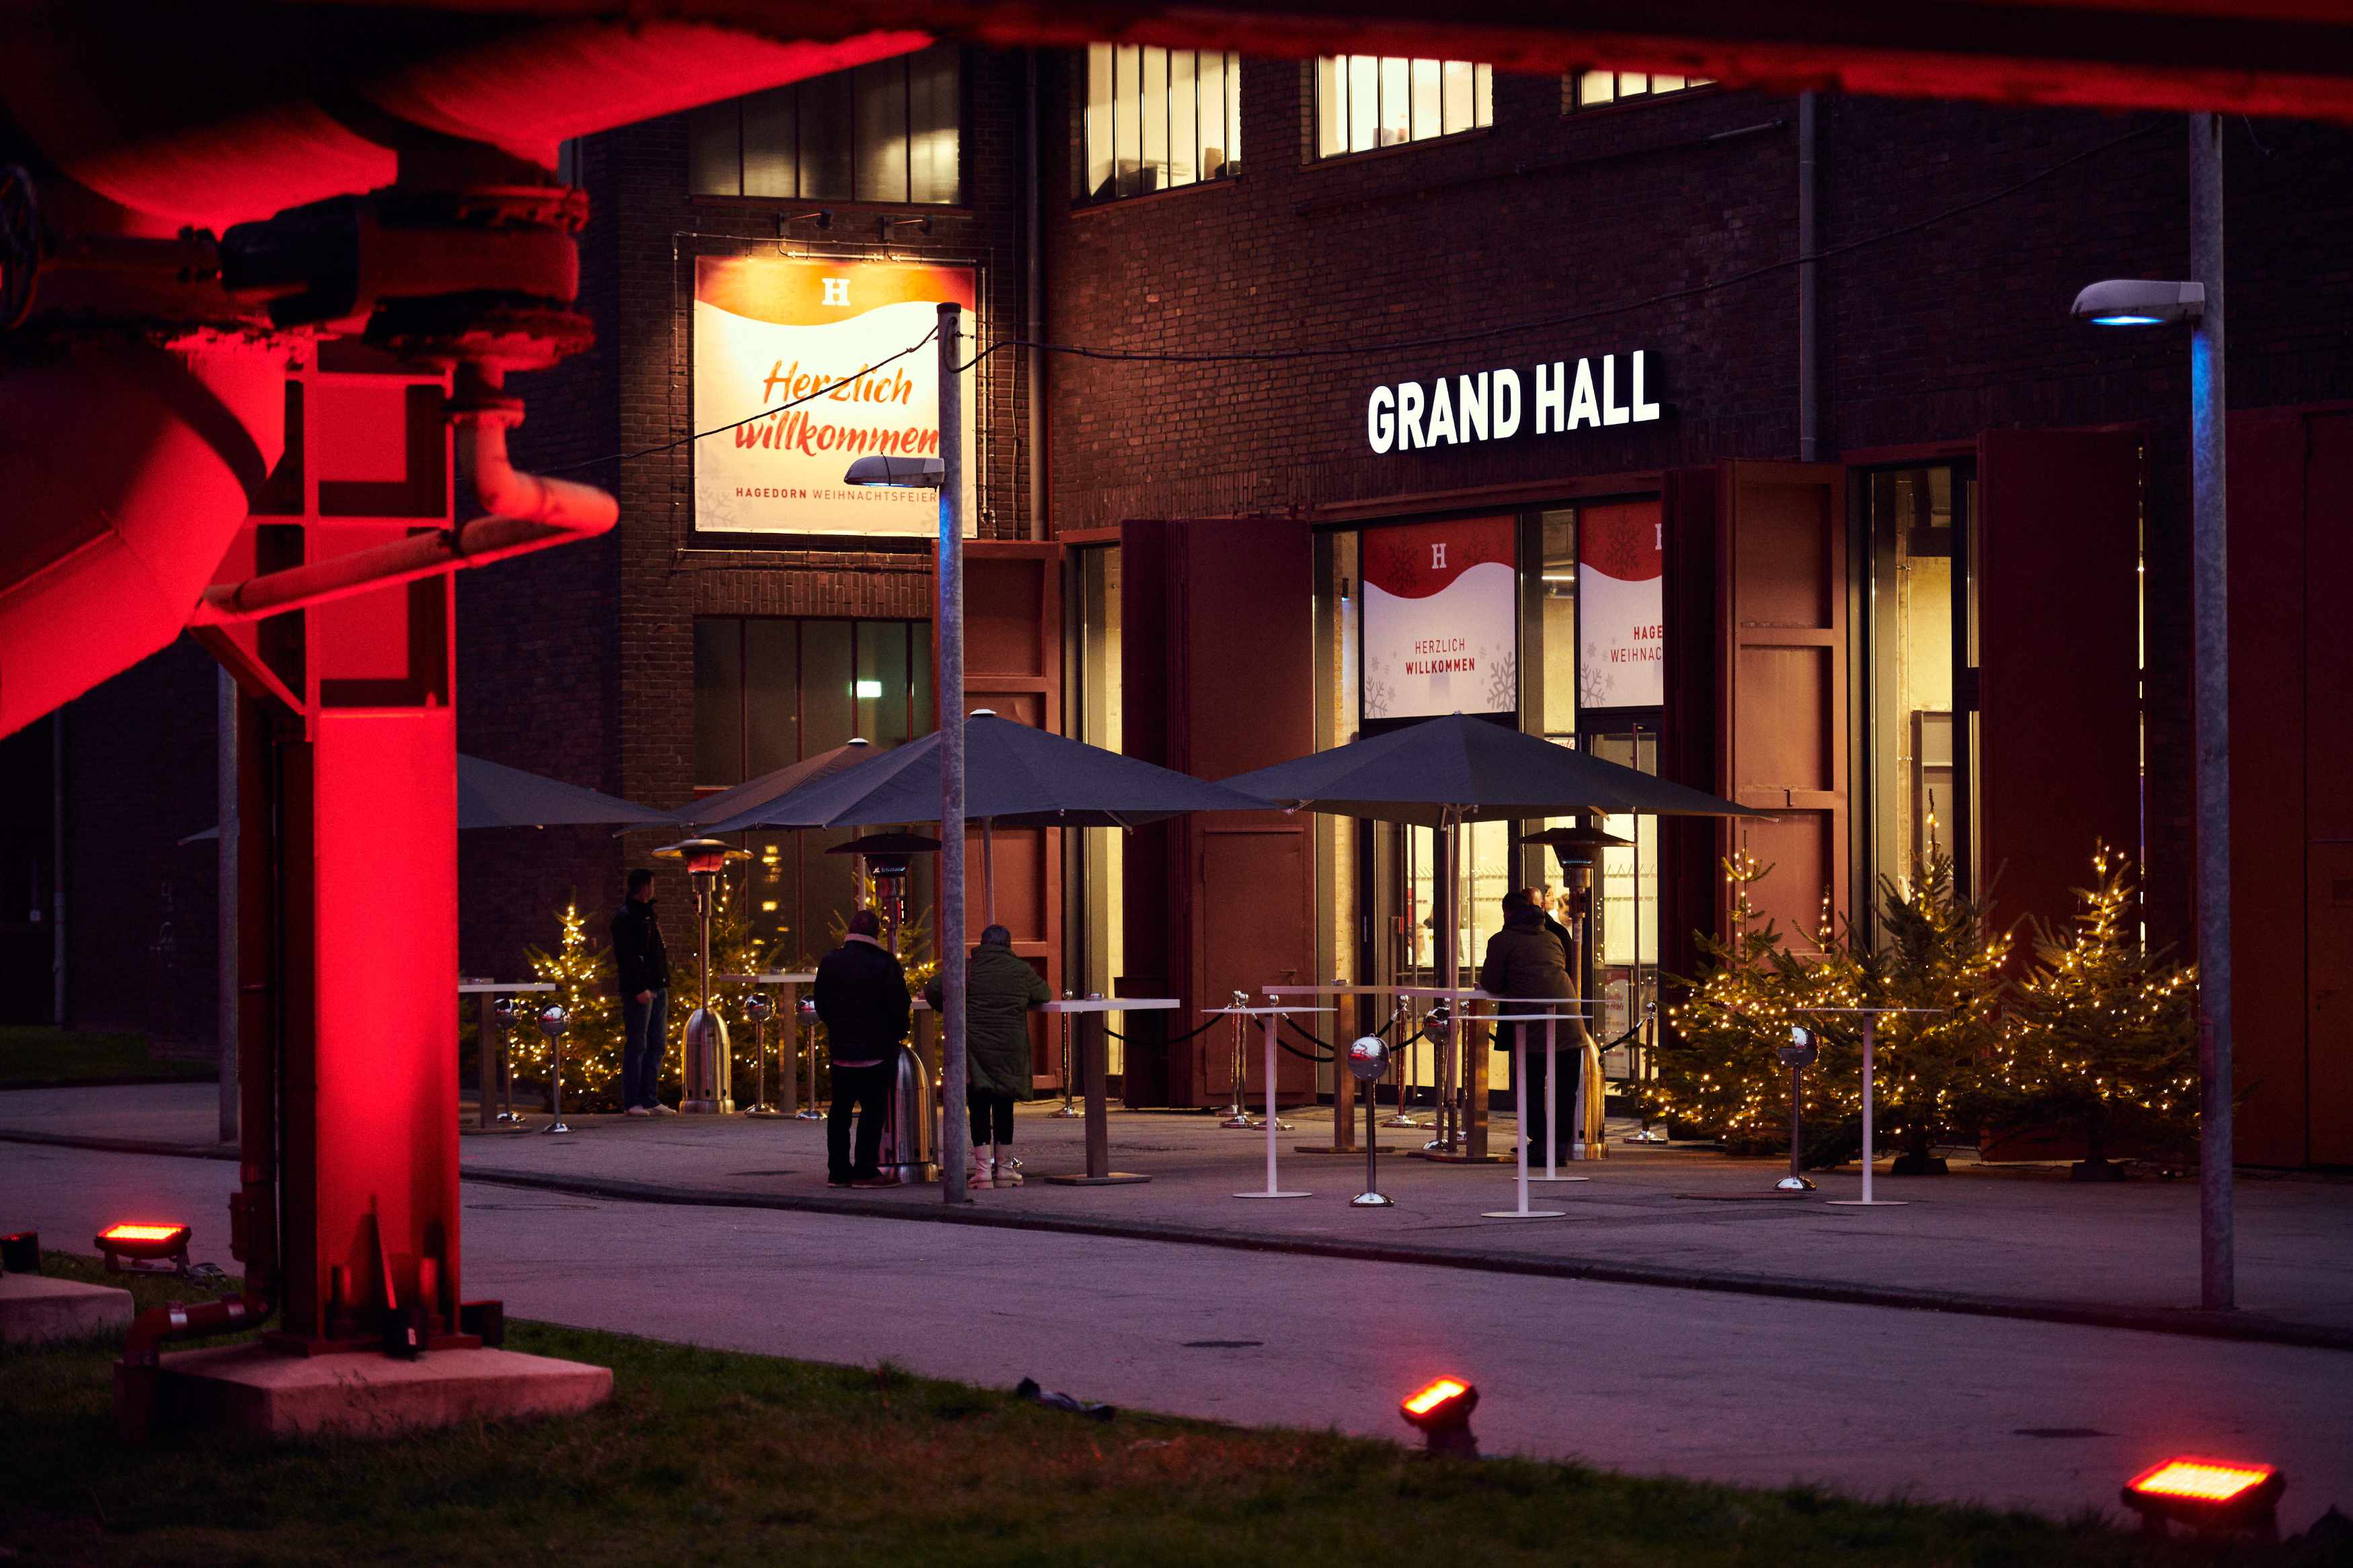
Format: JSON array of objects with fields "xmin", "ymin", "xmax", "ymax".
[{"xmin": 1977, "ymin": 430, "xmax": 2142, "ymax": 947}]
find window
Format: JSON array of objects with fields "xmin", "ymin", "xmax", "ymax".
[
  {"xmin": 694, "ymin": 616, "xmax": 934, "ymax": 964},
  {"xmin": 1314, "ymin": 56, "xmax": 1490, "ymax": 158},
  {"xmin": 690, "ymin": 44, "xmax": 961, "ymax": 204},
  {"xmin": 1078, "ymin": 44, "xmax": 1241, "ymax": 202},
  {"xmin": 1568, "ymin": 69, "xmax": 1714, "ymax": 111},
  {"xmin": 1863, "ymin": 464, "xmax": 1980, "ymax": 916}
]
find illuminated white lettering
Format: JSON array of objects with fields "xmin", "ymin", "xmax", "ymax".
[
  {"xmin": 1632, "ymin": 349, "xmax": 1661, "ymax": 421},
  {"xmin": 1603, "ymin": 354, "xmax": 1630, "ymax": 425},
  {"xmin": 1492, "ymin": 368, "xmax": 1523, "ymax": 438},
  {"xmin": 1398, "ymin": 381, "xmax": 1426, "ymax": 449},
  {"xmin": 1368, "ymin": 384, "xmax": 1396, "ymax": 453},
  {"xmin": 1568, "ymin": 358, "xmax": 1601, "ymax": 429},
  {"xmin": 1458, "ymin": 372, "xmax": 1488, "ymax": 444}
]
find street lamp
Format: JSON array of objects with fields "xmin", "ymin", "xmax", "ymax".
[
  {"xmin": 2071, "ymin": 112, "xmax": 2232, "ymax": 1311},
  {"xmin": 844, "ymin": 300, "xmax": 970, "ymax": 1205}
]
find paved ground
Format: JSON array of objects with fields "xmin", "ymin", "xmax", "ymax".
[
  {"xmin": 7, "ymin": 1083, "xmax": 2348, "ymax": 1339},
  {"xmin": 5, "ymin": 1138, "xmax": 2348, "ymax": 1534}
]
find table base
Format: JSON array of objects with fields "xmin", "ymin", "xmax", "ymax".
[
  {"xmin": 1041, "ymin": 1172, "xmax": 1150, "ymax": 1186},
  {"xmin": 1234, "ymin": 1190, "xmax": 1312, "ymax": 1200},
  {"xmin": 1480, "ymin": 1208, "xmax": 1566, "ymax": 1219},
  {"xmin": 1825, "ymin": 1198, "xmax": 1911, "ymax": 1206}
]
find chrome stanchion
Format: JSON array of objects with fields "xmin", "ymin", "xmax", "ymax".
[
  {"xmin": 795, "ymin": 995, "xmax": 824, "ymax": 1120},
  {"xmin": 744, "ymin": 991, "xmax": 781, "ymax": 1117},
  {"xmin": 539, "ymin": 1005, "xmax": 572, "ymax": 1135},
  {"xmin": 1776, "ymin": 1026, "xmax": 1818, "ymax": 1192},
  {"xmin": 1218, "ymin": 989, "xmax": 1259, "ymax": 1128},
  {"xmin": 1384, "ymin": 998, "xmax": 1425, "ymax": 1128},
  {"xmin": 1347, "ymin": 1035, "xmax": 1394, "ymax": 1208},
  {"xmin": 1421, "ymin": 1001, "xmax": 1456, "ymax": 1150},
  {"xmin": 1048, "ymin": 991, "xmax": 1082, "ymax": 1118}
]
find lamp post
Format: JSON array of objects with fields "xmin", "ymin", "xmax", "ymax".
[
  {"xmin": 2069, "ymin": 112, "xmax": 2233, "ymax": 1311},
  {"xmin": 654, "ymin": 836, "xmax": 751, "ymax": 1115},
  {"xmin": 843, "ymin": 297, "xmax": 969, "ymax": 1204}
]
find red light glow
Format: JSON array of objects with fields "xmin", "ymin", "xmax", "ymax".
[
  {"xmin": 1402, "ymin": 1378, "xmax": 1469, "ymax": 1417},
  {"xmin": 2127, "ymin": 1459, "xmax": 2276, "ymax": 1503},
  {"xmin": 99, "ymin": 1224, "xmax": 188, "ymax": 1243}
]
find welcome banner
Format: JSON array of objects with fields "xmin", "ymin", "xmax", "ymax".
[
  {"xmin": 1577, "ymin": 501, "xmax": 1663, "ymax": 710},
  {"xmin": 692, "ymin": 255, "xmax": 978, "ymax": 538},
  {"xmin": 1361, "ymin": 516, "xmax": 1519, "ymax": 722}
]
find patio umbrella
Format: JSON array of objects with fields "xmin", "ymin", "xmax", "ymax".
[
  {"xmin": 662, "ymin": 739, "xmax": 875, "ymax": 831},
  {"xmin": 1220, "ymin": 712, "xmax": 1756, "ymax": 1155},
  {"xmin": 181, "ymin": 752, "xmax": 670, "ymax": 839},
  {"xmin": 699, "ymin": 710, "xmax": 1269, "ymax": 921}
]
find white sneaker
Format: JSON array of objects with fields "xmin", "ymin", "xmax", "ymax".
[
  {"xmin": 649, "ymin": 1104, "xmax": 679, "ymax": 1116},
  {"xmin": 624, "ymin": 1105, "xmax": 652, "ymax": 1118}
]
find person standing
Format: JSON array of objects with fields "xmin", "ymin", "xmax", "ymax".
[
  {"xmin": 926, "ymin": 924, "xmax": 1049, "ymax": 1189},
  {"xmin": 813, "ymin": 907, "xmax": 911, "ymax": 1188},
  {"xmin": 612, "ymin": 868, "xmax": 674, "ymax": 1116},
  {"xmin": 1480, "ymin": 889, "xmax": 1574, "ymax": 1162}
]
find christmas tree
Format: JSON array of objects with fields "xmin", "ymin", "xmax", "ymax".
[
  {"xmin": 1990, "ymin": 845, "xmax": 2197, "ymax": 1173},
  {"xmin": 1859, "ymin": 847, "xmax": 2012, "ymax": 1170},
  {"xmin": 508, "ymin": 901, "xmax": 626, "ymax": 1110}
]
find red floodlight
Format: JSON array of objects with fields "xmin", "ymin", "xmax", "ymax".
[
  {"xmin": 95, "ymin": 1221, "xmax": 192, "ymax": 1276},
  {"xmin": 2122, "ymin": 1458, "xmax": 2284, "ymax": 1538},
  {"xmin": 1400, "ymin": 1377, "xmax": 1480, "ymax": 1458}
]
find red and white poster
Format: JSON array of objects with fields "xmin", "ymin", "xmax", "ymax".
[
  {"xmin": 1361, "ymin": 516, "xmax": 1518, "ymax": 721},
  {"xmin": 693, "ymin": 255, "xmax": 977, "ymax": 538},
  {"xmin": 1577, "ymin": 501, "xmax": 1664, "ymax": 709}
]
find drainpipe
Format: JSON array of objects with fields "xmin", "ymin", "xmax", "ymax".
[
  {"xmin": 1796, "ymin": 92, "xmax": 1819, "ymax": 462},
  {"xmin": 1025, "ymin": 48, "xmax": 1048, "ymax": 540}
]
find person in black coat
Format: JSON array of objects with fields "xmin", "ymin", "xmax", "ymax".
[
  {"xmin": 813, "ymin": 907, "xmax": 912, "ymax": 1186},
  {"xmin": 611, "ymin": 868, "xmax": 674, "ymax": 1116}
]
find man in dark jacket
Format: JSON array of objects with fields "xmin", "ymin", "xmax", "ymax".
[
  {"xmin": 926, "ymin": 924, "xmax": 1049, "ymax": 1189},
  {"xmin": 611, "ymin": 868, "xmax": 674, "ymax": 1116},
  {"xmin": 1479, "ymin": 890, "xmax": 1575, "ymax": 1161},
  {"xmin": 813, "ymin": 907, "xmax": 912, "ymax": 1187}
]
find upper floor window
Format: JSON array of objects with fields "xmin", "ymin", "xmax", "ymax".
[
  {"xmin": 1079, "ymin": 44, "xmax": 1242, "ymax": 202},
  {"xmin": 690, "ymin": 43, "xmax": 960, "ymax": 204},
  {"xmin": 1569, "ymin": 70, "xmax": 1713, "ymax": 111},
  {"xmin": 1314, "ymin": 56, "xmax": 1491, "ymax": 159}
]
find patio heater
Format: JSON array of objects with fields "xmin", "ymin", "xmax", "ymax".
[
  {"xmin": 826, "ymin": 831, "xmax": 940, "ymax": 956},
  {"xmin": 655, "ymin": 837, "xmax": 751, "ymax": 1114}
]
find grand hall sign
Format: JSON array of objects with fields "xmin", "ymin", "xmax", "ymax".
[{"xmin": 1365, "ymin": 351, "xmax": 1663, "ymax": 453}]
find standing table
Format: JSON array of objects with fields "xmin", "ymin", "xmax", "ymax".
[
  {"xmin": 460, "ymin": 979, "xmax": 555, "ymax": 1130},
  {"xmin": 1040, "ymin": 997, "xmax": 1177, "ymax": 1186},
  {"xmin": 1801, "ymin": 1005, "xmax": 1946, "ymax": 1207},
  {"xmin": 1262, "ymin": 983, "xmax": 1412, "ymax": 1153},
  {"xmin": 718, "ymin": 971, "xmax": 815, "ymax": 1118},
  {"xmin": 1206, "ymin": 1003, "xmax": 1332, "ymax": 1200}
]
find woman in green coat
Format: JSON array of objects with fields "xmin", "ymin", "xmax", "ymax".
[{"xmin": 926, "ymin": 924, "xmax": 1050, "ymax": 1188}]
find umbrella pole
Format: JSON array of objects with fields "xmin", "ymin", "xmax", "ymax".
[
  {"xmin": 983, "ymin": 818, "xmax": 995, "ymax": 927},
  {"xmin": 1437, "ymin": 810, "xmax": 1459, "ymax": 1154}
]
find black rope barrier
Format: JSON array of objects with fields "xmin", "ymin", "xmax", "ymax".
[{"xmin": 1101, "ymin": 1014, "xmax": 1228, "ymax": 1047}]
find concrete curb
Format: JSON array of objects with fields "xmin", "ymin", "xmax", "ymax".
[{"xmin": 9, "ymin": 1127, "xmax": 2346, "ymax": 1355}]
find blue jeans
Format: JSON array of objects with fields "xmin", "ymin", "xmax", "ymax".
[{"xmin": 621, "ymin": 988, "xmax": 668, "ymax": 1108}]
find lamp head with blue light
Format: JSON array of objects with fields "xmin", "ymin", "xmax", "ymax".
[
  {"xmin": 2072, "ymin": 278, "xmax": 2205, "ymax": 327},
  {"xmin": 842, "ymin": 454, "xmax": 945, "ymax": 489}
]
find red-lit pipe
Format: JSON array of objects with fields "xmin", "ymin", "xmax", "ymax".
[
  {"xmin": 190, "ymin": 386, "xmax": 616, "ymax": 626},
  {"xmin": 0, "ymin": 338, "xmax": 287, "ymax": 737},
  {"xmin": 114, "ymin": 1291, "xmax": 272, "ymax": 1444}
]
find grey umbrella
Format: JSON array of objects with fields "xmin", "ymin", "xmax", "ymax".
[
  {"xmin": 699, "ymin": 710, "xmax": 1268, "ymax": 921},
  {"xmin": 662, "ymin": 739, "xmax": 876, "ymax": 831},
  {"xmin": 182, "ymin": 752, "xmax": 669, "ymax": 840}
]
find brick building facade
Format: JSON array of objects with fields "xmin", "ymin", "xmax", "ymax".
[{"xmin": 41, "ymin": 46, "xmax": 2353, "ymax": 1162}]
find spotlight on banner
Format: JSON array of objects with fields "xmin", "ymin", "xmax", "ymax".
[
  {"xmin": 1399, "ymin": 1377, "xmax": 1480, "ymax": 1458},
  {"xmin": 95, "ymin": 1221, "xmax": 191, "ymax": 1276},
  {"xmin": 2120, "ymin": 1458, "xmax": 2284, "ymax": 1540}
]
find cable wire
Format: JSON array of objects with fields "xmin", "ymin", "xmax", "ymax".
[{"xmin": 534, "ymin": 120, "xmax": 2163, "ymax": 475}]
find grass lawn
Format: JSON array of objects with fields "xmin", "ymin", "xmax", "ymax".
[
  {"xmin": 0, "ymin": 1026, "xmax": 213, "ymax": 1089},
  {"xmin": 0, "ymin": 1255, "xmax": 2326, "ymax": 1568}
]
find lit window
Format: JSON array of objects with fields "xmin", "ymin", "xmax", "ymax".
[
  {"xmin": 1570, "ymin": 69, "xmax": 1714, "ymax": 111},
  {"xmin": 1315, "ymin": 56, "xmax": 1490, "ymax": 158},
  {"xmin": 690, "ymin": 44, "xmax": 961, "ymax": 204},
  {"xmin": 1079, "ymin": 44, "xmax": 1242, "ymax": 202}
]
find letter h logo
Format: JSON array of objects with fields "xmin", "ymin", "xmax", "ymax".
[
  {"xmin": 822, "ymin": 277, "xmax": 850, "ymax": 306},
  {"xmin": 1431, "ymin": 543, "xmax": 1448, "ymax": 569}
]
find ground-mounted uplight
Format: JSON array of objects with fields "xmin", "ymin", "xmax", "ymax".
[
  {"xmin": 2121, "ymin": 1457, "xmax": 2284, "ymax": 1539},
  {"xmin": 2071, "ymin": 278, "xmax": 2205, "ymax": 327},
  {"xmin": 95, "ymin": 1221, "xmax": 191, "ymax": 1276},
  {"xmin": 1400, "ymin": 1377, "xmax": 1480, "ymax": 1458}
]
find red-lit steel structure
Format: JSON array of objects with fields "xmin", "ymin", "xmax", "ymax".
[{"xmin": 3, "ymin": 0, "xmax": 2349, "ymax": 1428}]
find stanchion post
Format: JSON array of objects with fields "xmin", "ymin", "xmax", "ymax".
[
  {"xmin": 540, "ymin": 1005, "xmax": 571, "ymax": 1135},
  {"xmin": 1051, "ymin": 993, "xmax": 1081, "ymax": 1118},
  {"xmin": 1776, "ymin": 1026, "xmax": 1816, "ymax": 1192}
]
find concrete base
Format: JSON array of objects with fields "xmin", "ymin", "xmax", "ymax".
[
  {"xmin": 0, "ymin": 1271, "xmax": 133, "ymax": 1344},
  {"xmin": 136, "ymin": 1342, "xmax": 612, "ymax": 1440}
]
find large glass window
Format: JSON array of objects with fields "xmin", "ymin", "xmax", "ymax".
[
  {"xmin": 1315, "ymin": 55, "xmax": 1490, "ymax": 158},
  {"xmin": 1568, "ymin": 69, "xmax": 1714, "ymax": 111},
  {"xmin": 1864, "ymin": 464, "xmax": 1979, "ymax": 914},
  {"xmin": 690, "ymin": 43, "xmax": 961, "ymax": 204},
  {"xmin": 1078, "ymin": 44, "xmax": 1242, "ymax": 202},
  {"xmin": 694, "ymin": 616, "xmax": 934, "ymax": 965}
]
